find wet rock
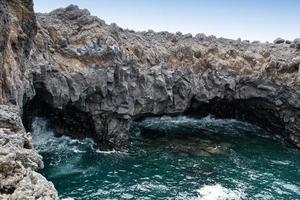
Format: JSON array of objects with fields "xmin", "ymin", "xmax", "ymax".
[{"xmin": 204, "ymin": 145, "xmax": 224, "ymax": 155}]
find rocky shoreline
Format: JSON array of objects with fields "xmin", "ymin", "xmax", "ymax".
[
  {"xmin": 0, "ymin": 105, "xmax": 58, "ymax": 199},
  {"xmin": 1, "ymin": 0, "xmax": 300, "ymax": 199}
]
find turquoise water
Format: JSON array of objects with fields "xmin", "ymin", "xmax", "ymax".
[{"xmin": 32, "ymin": 116, "xmax": 300, "ymax": 200}]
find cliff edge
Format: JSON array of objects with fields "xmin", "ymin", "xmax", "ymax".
[
  {"xmin": 0, "ymin": 0, "xmax": 58, "ymax": 199},
  {"xmin": 1, "ymin": 2, "xmax": 300, "ymax": 199},
  {"xmin": 30, "ymin": 5, "xmax": 300, "ymax": 149}
]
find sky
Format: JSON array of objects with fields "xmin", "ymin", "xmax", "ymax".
[{"xmin": 34, "ymin": 0, "xmax": 300, "ymax": 42}]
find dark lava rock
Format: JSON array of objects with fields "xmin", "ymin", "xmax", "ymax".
[
  {"xmin": 274, "ymin": 37, "xmax": 285, "ymax": 44},
  {"xmin": 294, "ymin": 38, "xmax": 300, "ymax": 49},
  {"xmin": 1, "ymin": 1, "xmax": 300, "ymax": 198}
]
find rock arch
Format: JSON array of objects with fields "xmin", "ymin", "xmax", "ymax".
[{"xmin": 22, "ymin": 64, "xmax": 300, "ymax": 149}]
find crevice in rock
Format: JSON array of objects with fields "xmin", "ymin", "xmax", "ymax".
[{"xmin": 0, "ymin": 187, "xmax": 15, "ymax": 195}]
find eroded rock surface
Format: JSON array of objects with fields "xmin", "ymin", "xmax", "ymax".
[
  {"xmin": 0, "ymin": 105, "xmax": 58, "ymax": 199},
  {"xmin": 0, "ymin": 0, "xmax": 58, "ymax": 199},
  {"xmin": 1, "ymin": 2, "xmax": 300, "ymax": 199},
  {"xmin": 29, "ymin": 5, "xmax": 300, "ymax": 149}
]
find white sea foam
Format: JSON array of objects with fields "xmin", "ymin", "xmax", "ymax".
[
  {"xmin": 140, "ymin": 115, "xmax": 235, "ymax": 130},
  {"xmin": 196, "ymin": 184, "xmax": 245, "ymax": 200},
  {"xmin": 31, "ymin": 117, "xmax": 95, "ymax": 153},
  {"xmin": 281, "ymin": 183, "xmax": 300, "ymax": 194},
  {"xmin": 273, "ymin": 181, "xmax": 300, "ymax": 195},
  {"xmin": 31, "ymin": 117, "xmax": 55, "ymax": 148},
  {"xmin": 95, "ymin": 149, "xmax": 128, "ymax": 155},
  {"xmin": 270, "ymin": 160, "xmax": 291, "ymax": 166},
  {"xmin": 137, "ymin": 115, "xmax": 264, "ymax": 138}
]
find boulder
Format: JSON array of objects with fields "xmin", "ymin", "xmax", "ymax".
[
  {"xmin": 294, "ymin": 38, "xmax": 300, "ymax": 49},
  {"xmin": 285, "ymin": 40, "xmax": 292, "ymax": 44},
  {"xmin": 274, "ymin": 37, "xmax": 285, "ymax": 44}
]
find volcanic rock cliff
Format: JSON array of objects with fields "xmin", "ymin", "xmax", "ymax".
[
  {"xmin": 29, "ymin": 5, "xmax": 300, "ymax": 149},
  {"xmin": 0, "ymin": 0, "xmax": 58, "ymax": 199},
  {"xmin": 1, "ymin": 1, "xmax": 300, "ymax": 199}
]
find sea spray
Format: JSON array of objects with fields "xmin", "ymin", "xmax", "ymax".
[
  {"xmin": 196, "ymin": 184, "xmax": 245, "ymax": 200},
  {"xmin": 32, "ymin": 116, "xmax": 300, "ymax": 200}
]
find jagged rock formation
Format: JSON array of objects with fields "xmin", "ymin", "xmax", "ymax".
[
  {"xmin": 0, "ymin": 105, "xmax": 58, "ymax": 199},
  {"xmin": 0, "ymin": 0, "xmax": 58, "ymax": 199},
  {"xmin": 28, "ymin": 5, "xmax": 300, "ymax": 150},
  {"xmin": 1, "ymin": 1, "xmax": 300, "ymax": 199},
  {"xmin": 0, "ymin": 0, "xmax": 36, "ymax": 106}
]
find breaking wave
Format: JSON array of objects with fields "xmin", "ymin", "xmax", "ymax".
[
  {"xmin": 32, "ymin": 117, "xmax": 96, "ymax": 153},
  {"xmin": 31, "ymin": 116, "xmax": 300, "ymax": 200},
  {"xmin": 134, "ymin": 115, "xmax": 268, "ymax": 138},
  {"xmin": 196, "ymin": 184, "xmax": 245, "ymax": 200}
]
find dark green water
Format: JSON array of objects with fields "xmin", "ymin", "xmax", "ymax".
[{"xmin": 32, "ymin": 116, "xmax": 300, "ymax": 200}]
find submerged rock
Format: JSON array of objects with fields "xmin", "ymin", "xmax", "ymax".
[
  {"xmin": 204, "ymin": 146, "xmax": 224, "ymax": 155},
  {"xmin": 194, "ymin": 150, "xmax": 211, "ymax": 157},
  {"xmin": 203, "ymin": 142, "xmax": 231, "ymax": 155}
]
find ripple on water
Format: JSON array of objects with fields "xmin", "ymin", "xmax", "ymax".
[{"xmin": 32, "ymin": 116, "xmax": 300, "ymax": 200}]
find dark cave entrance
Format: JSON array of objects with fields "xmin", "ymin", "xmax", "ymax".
[
  {"xmin": 134, "ymin": 97, "xmax": 286, "ymax": 142},
  {"xmin": 22, "ymin": 91, "xmax": 97, "ymax": 141},
  {"xmin": 184, "ymin": 97, "xmax": 286, "ymax": 137},
  {"xmin": 22, "ymin": 87, "xmax": 288, "ymax": 149}
]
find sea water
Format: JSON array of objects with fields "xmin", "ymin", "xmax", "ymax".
[{"xmin": 31, "ymin": 116, "xmax": 300, "ymax": 200}]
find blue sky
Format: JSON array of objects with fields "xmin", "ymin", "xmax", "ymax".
[{"xmin": 34, "ymin": 0, "xmax": 300, "ymax": 42}]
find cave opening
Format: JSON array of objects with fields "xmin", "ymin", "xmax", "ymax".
[
  {"xmin": 22, "ymin": 84, "xmax": 287, "ymax": 150},
  {"xmin": 131, "ymin": 96, "xmax": 290, "ymax": 150},
  {"xmin": 22, "ymin": 92, "xmax": 97, "ymax": 142},
  {"xmin": 131, "ymin": 97, "xmax": 286, "ymax": 140},
  {"xmin": 22, "ymin": 90, "xmax": 300, "ymax": 199},
  {"xmin": 184, "ymin": 97, "xmax": 286, "ymax": 138}
]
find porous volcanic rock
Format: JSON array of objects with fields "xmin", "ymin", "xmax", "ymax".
[
  {"xmin": 294, "ymin": 38, "xmax": 300, "ymax": 49},
  {"xmin": 0, "ymin": 0, "xmax": 58, "ymax": 199},
  {"xmin": 0, "ymin": 105, "xmax": 58, "ymax": 199},
  {"xmin": 273, "ymin": 37, "xmax": 285, "ymax": 44},
  {"xmin": 29, "ymin": 5, "xmax": 300, "ymax": 150},
  {"xmin": 1, "ymin": 2, "xmax": 300, "ymax": 199}
]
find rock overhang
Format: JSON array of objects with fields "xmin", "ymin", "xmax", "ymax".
[
  {"xmin": 1, "ymin": 1, "xmax": 300, "ymax": 199},
  {"xmin": 26, "ymin": 4, "xmax": 300, "ymax": 148}
]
